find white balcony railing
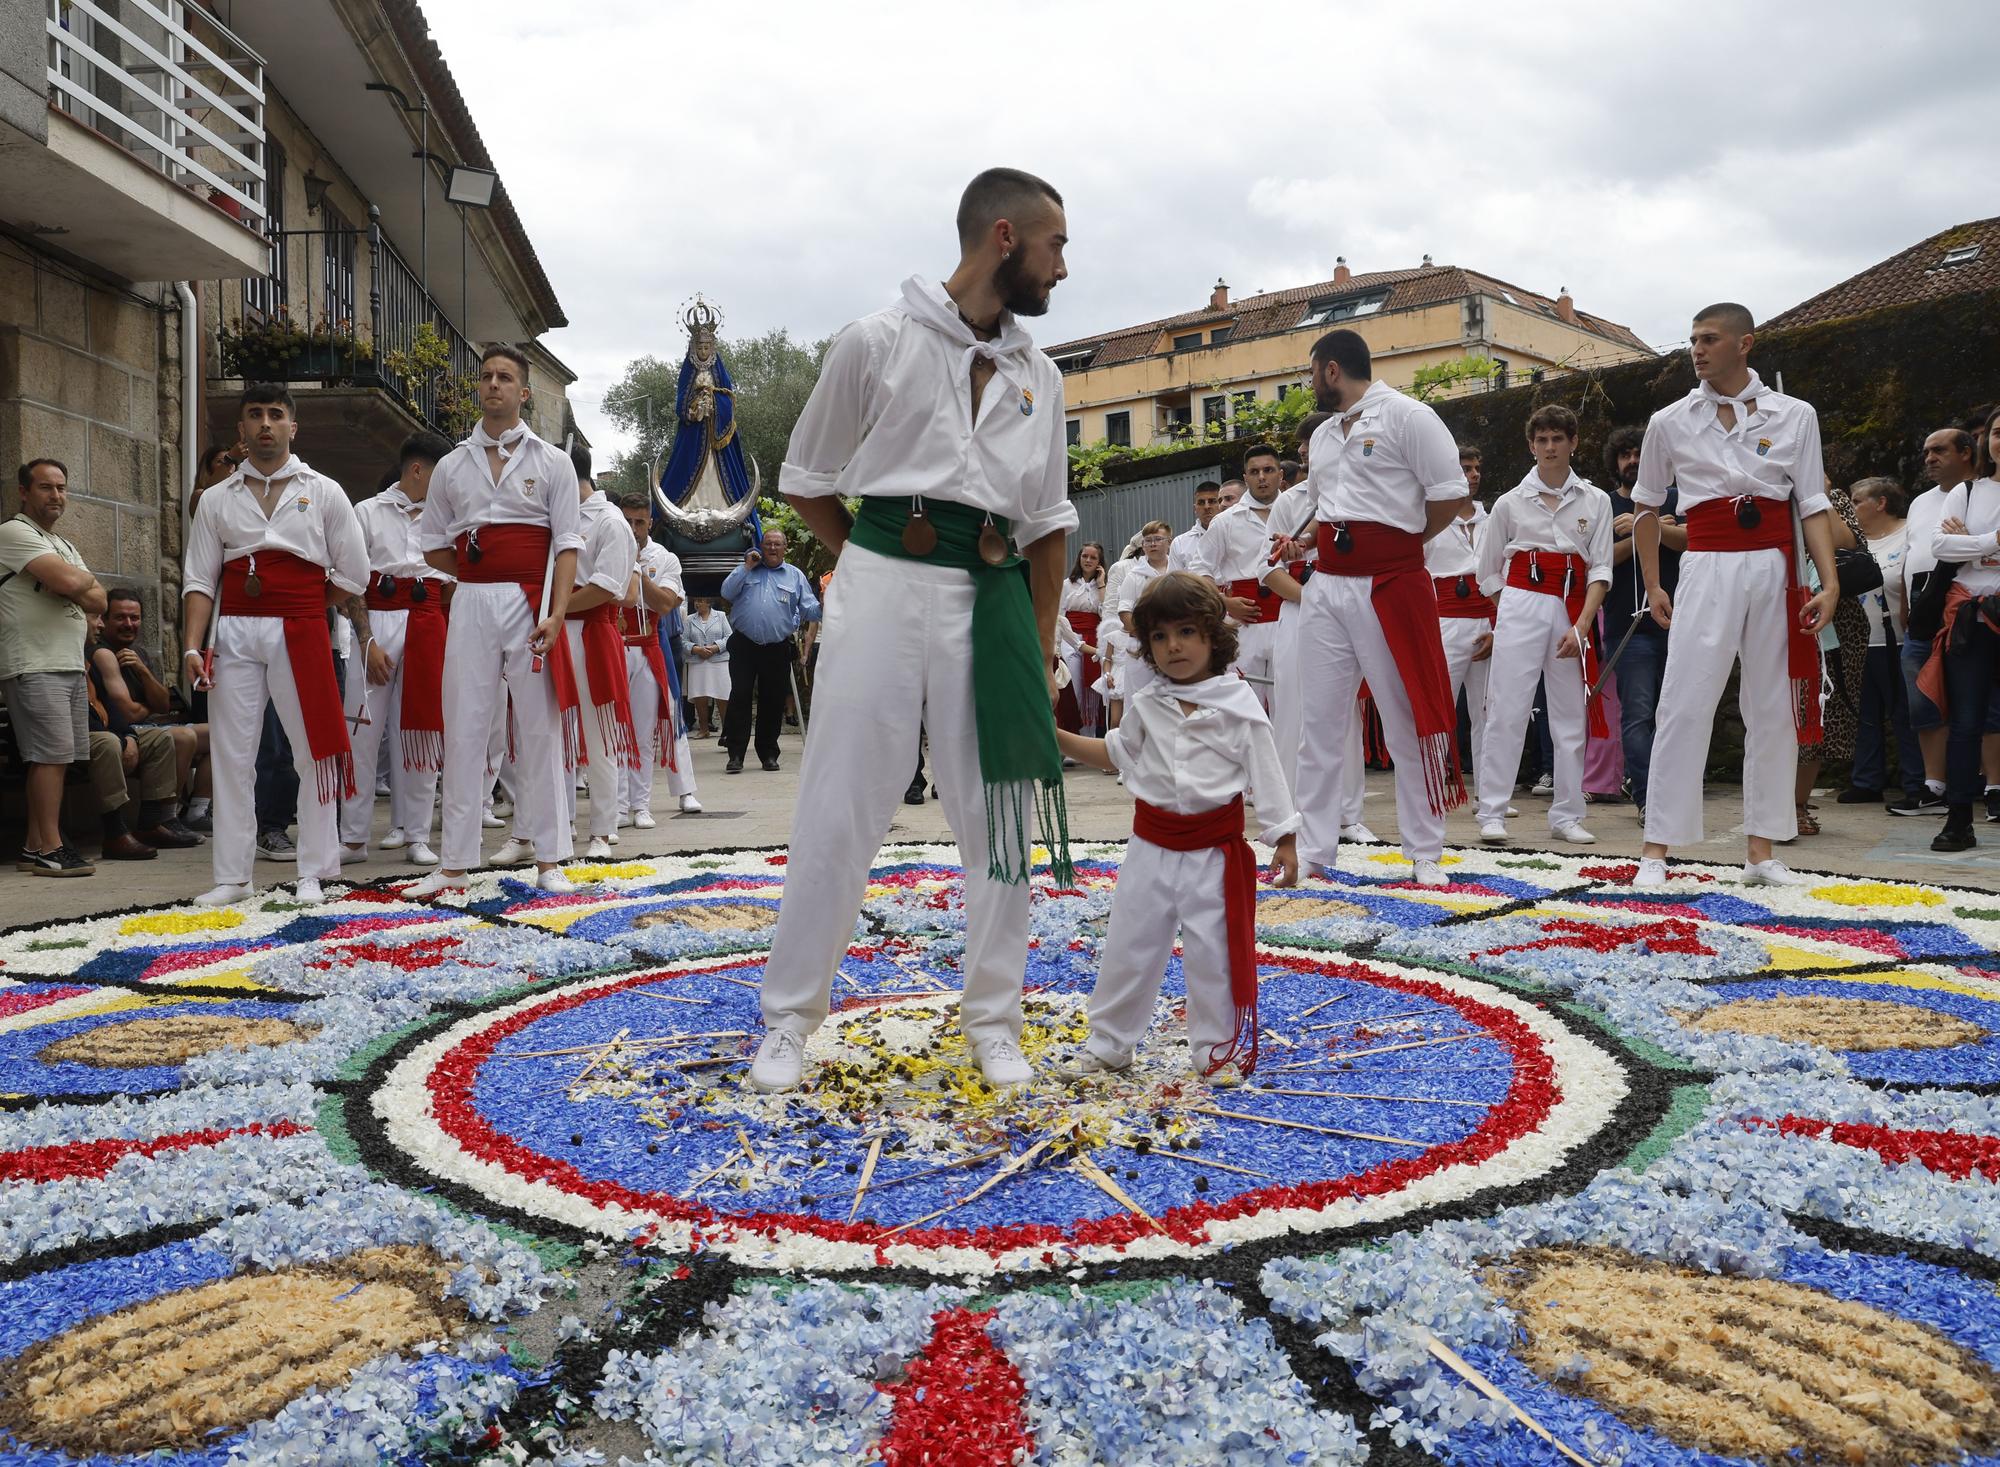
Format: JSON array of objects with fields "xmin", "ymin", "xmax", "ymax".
[{"xmin": 43, "ymin": 0, "xmax": 267, "ymax": 220}]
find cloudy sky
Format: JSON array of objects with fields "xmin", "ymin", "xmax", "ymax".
[{"xmin": 424, "ymin": 0, "xmax": 1988, "ymax": 459}]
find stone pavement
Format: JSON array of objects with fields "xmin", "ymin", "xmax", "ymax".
[{"xmin": 8, "ymin": 725, "xmax": 1997, "ymax": 925}]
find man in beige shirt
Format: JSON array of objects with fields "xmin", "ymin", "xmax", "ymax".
[{"xmin": 1, "ymin": 459, "xmax": 107, "ymax": 876}]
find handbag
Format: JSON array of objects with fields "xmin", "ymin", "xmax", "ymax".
[{"xmin": 1835, "ymin": 545, "xmax": 1883, "ymax": 598}]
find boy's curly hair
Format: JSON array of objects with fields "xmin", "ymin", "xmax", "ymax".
[{"xmin": 1133, "ymin": 571, "xmax": 1237, "ymax": 676}]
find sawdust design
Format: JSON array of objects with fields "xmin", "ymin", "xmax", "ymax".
[
  {"xmin": 35, "ymin": 1014, "xmax": 318, "ymax": 1068},
  {"xmin": 632, "ymin": 901, "xmax": 780, "ymax": 934},
  {"xmin": 1683, "ymin": 996, "xmax": 1985, "ymax": 1052},
  {"xmin": 1256, "ymin": 895, "xmax": 1374, "ymax": 924},
  {"xmin": 1490, "ymin": 1247, "xmax": 2000, "ymax": 1465}
]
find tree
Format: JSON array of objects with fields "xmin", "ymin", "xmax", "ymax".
[{"xmin": 599, "ymin": 328, "xmax": 829, "ymax": 502}]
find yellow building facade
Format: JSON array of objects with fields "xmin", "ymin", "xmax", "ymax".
[{"xmin": 1049, "ymin": 263, "xmax": 1654, "ymax": 447}]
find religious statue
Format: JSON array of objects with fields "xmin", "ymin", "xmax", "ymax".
[{"xmin": 651, "ymin": 297, "xmax": 760, "ymax": 570}]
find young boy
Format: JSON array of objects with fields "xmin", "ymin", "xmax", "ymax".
[
  {"xmin": 1056, "ymin": 572, "xmax": 1298, "ymax": 1083},
  {"xmin": 1473, "ymin": 404, "xmax": 1613, "ymax": 845}
]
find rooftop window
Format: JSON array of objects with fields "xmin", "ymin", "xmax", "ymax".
[
  {"xmin": 1941, "ymin": 244, "xmax": 1983, "ymax": 268},
  {"xmin": 1300, "ymin": 291, "xmax": 1389, "ymax": 327}
]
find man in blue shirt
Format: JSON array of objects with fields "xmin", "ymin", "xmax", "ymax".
[
  {"xmin": 719, "ymin": 527, "xmax": 820, "ymax": 772},
  {"xmin": 1603, "ymin": 425, "xmax": 1683, "ymax": 816}
]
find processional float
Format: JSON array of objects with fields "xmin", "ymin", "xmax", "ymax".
[{"xmin": 650, "ymin": 297, "xmax": 761, "ymax": 596}]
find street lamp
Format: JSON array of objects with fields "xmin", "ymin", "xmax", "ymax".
[{"xmin": 415, "ymin": 151, "xmax": 499, "ymax": 328}]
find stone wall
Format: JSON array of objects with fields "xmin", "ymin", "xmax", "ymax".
[{"xmin": 0, "ymin": 240, "xmax": 184, "ymax": 661}]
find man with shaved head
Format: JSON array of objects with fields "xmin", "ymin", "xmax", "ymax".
[
  {"xmin": 1629, "ymin": 303, "xmax": 1840, "ymax": 888},
  {"xmin": 748, "ymin": 167, "xmax": 1077, "ymax": 1093}
]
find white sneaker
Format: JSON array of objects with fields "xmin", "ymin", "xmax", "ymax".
[
  {"xmin": 480, "ymin": 807, "xmax": 506, "ymax": 830},
  {"xmin": 675, "ymin": 797, "xmax": 699, "ymax": 816},
  {"xmin": 1743, "ymin": 858, "xmax": 1807, "ymax": 887},
  {"xmin": 407, "ymin": 841, "xmax": 440, "ymax": 867},
  {"xmin": 1412, "ymin": 859, "xmax": 1448, "ymax": 888},
  {"xmin": 381, "ymin": 827, "xmax": 408, "ymax": 850},
  {"xmin": 1340, "ymin": 822, "xmax": 1380, "ymax": 843},
  {"xmin": 489, "ymin": 799, "xmax": 513, "ymax": 820},
  {"xmin": 1479, "ymin": 821, "xmax": 1509, "ymax": 843},
  {"xmin": 294, "ymin": 878, "xmax": 324, "ymax": 903},
  {"xmin": 978, "ymin": 1037, "xmax": 1033, "ymax": 1087},
  {"xmin": 194, "ymin": 882, "xmax": 251, "ymax": 907},
  {"xmin": 606, "ymin": 830, "xmax": 621, "ymax": 845},
  {"xmin": 374, "ymin": 777, "xmax": 391, "ymax": 799},
  {"xmin": 1632, "ymin": 857, "xmax": 1669, "ymax": 889},
  {"xmin": 492, "ymin": 838, "xmax": 536, "ymax": 865},
  {"xmin": 536, "ymin": 867, "xmax": 579, "ymax": 895},
  {"xmin": 1063, "ymin": 1048, "xmax": 1131, "ymax": 1078},
  {"xmin": 1553, "ymin": 823, "xmax": 1597, "ymax": 844},
  {"xmin": 404, "ymin": 870, "xmax": 468, "ymax": 899},
  {"xmin": 1506, "ymin": 805, "xmax": 1519, "ymax": 818},
  {"xmin": 340, "ymin": 843, "xmax": 369, "ymax": 864},
  {"xmin": 1531, "ymin": 776, "xmax": 1554, "ymax": 796},
  {"xmin": 1202, "ymin": 1060, "xmax": 1245, "ymax": 1089},
  {"xmin": 637, "ymin": 807, "xmax": 661, "ymax": 826},
  {"xmin": 749, "ymin": 1029, "xmax": 805, "ymax": 1092},
  {"xmin": 615, "ymin": 811, "xmax": 635, "ymax": 829},
  {"xmin": 585, "ymin": 836, "xmax": 614, "ymax": 860}
]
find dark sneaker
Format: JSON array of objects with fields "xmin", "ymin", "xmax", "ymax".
[
  {"xmin": 1933, "ymin": 824, "xmax": 1977, "ymax": 853},
  {"xmin": 1836, "ymin": 787, "xmax": 1881, "ymax": 804},
  {"xmin": 904, "ymin": 779, "xmax": 926, "ymax": 806},
  {"xmin": 180, "ymin": 807, "xmax": 212, "ymax": 833},
  {"xmin": 1888, "ymin": 792, "xmax": 1948, "ymax": 816},
  {"xmin": 1987, "ymin": 789, "xmax": 2000, "ymax": 823},
  {"xmin": 257, "ymin": 830, "xmax": 297, "ymax": 860},
  {"xmin": 26, "ymin": 845, "xmax": 95, "ymax": 877}
]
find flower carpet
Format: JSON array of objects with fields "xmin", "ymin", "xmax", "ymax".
[{"xmin": 5, "ymin": 841, "xmax": 2000, "ymax": 1465}]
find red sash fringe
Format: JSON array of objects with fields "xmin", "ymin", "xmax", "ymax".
[
  {"xmin": 571, "ymin": 604, "xmax": 643, "ymax": 771},
  {"xmin": 1685, "ymin": 499, "xmax": 1823, "ymax": 743},
  {"xmin": 1132, "ymin": 795, "xmax": 1259, "ymax": 1078},
  {"xmin": 1504, "ymin": 551, "xmax": 1610, "ymax": 739},
  {"xmin": 219, "ymin": 551, "xmax": 353, "ymax": 805},
  {"xmin": 618, "ymin": 607, "xmax": 680, "ymax": 773},
  {"xmin": 456, "ymin": 527, "xmax": 582, "ymax": 769},
  {"xmin": 1315, "ymin": 522, "xmax": 1466, "ymax": 813}
]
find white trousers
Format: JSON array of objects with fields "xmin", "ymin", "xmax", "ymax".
[
  {"xmin": 760, "ymin": 542, "xmax": 1029, "ymax": 1048},
  {"xmin": 440, "ymin": 582, "xmax": 572, "ymax": 870},
  {"xmin": 1232, "ymin": 615, "xmax": 1278, "ymax": 711},
  {"xmin": 1085, "ymin": 836, "xmax": 1235, "ymax": 1066},
  {"xmin": 1644, "ymin": 548, "xmax": 1797, "ymax": 848},
  {"xmin": 338, "ymin": 609, "xmax": 440, "ymax": 846},
  {"xmin": 624, "ymin": 647, "xmax": 697, "ymax": 809},
  {"xmin": 1271, "ymin": 605, "xmax": 1303, "ymax": 791},
  {"xmin": 565, "ymin": 621, "xmax": 623, "ymax": 842},
  {"xmin": 210, "ymin": 615, "xmax": 340, "ymax": 885},
  {"xmin": 1296, "ymin": 571, "xmax": 1446, "ymax": 867},
  {"xmin": 1440, "ymin": 615, "xmax": 1491, "ymax": 780},
  {"xmin": 1476, "ymin": 589, "xmax": 1589, "ymax": 830}
]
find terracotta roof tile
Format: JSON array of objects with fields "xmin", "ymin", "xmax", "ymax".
[{"xmin": 1763, "ymin": 217, "xmax": 2000, "ymax": 331}]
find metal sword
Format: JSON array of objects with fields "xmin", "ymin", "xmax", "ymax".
[{"xmin": 1587, "ymin": 607, "xmax": 1648, "ymax": 699}]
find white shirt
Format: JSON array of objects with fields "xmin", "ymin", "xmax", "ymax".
[
  {"xmin": 1060, "ymin": 576, "xmax": 1104, "ymax": 615},
  {"xmin": 1197, "ymin": 497, "xmax": 1283, "ymax": 585},
  {"xmin": 418, "ymin": 423, "xmax": 584, "ymax": 558},
  {"xmin": 1102, "ymin": 557, "xmax": 1140, "ymax": 629},
  {"xmin": 355, "ymin": 485, "xmax": 447, "ymax": 583},
  {"xmin": 185, "ymin": 456, "xmax": 368, "ymax": 603},
  {"xmin": 1267, "ymin": 483, "xmax": 1316, "ymax": 545},
  {"xmin": 1863, "ymin": 522, "xmax": 1909, "ymax": 645},
  {"xmin": 575, "ymin": 490, "xmax": 637, "ymax": 601},
  {"xmin": 1116, "ymin": 556, "xmax": 1171, "ymax": 616},
  {"xmin": 779, "ymin": 276, "xmax": 1077, "ymax": 547},
  {"xmin": 1105, "ymin": 674, "xmax": 1299, "ymax": 846},
  {"xmin": 1168, "ymin": 524, "xmax": 1207, "ymax": 572},
  {"xmin": 1633, "ymin": 374, "xmax": 1832, "ymax": 520},
  {"xmin": 1306, "ymin": 379, "xmax": 1468, "ymax": 533},
  {"xmin": 1476, "ymin": 470, "xmax": 1614, "ymax": 598},
  {"xmin": 1932, "ymin": 478, "xmax": 2000, "ymax": 595},
  {"xmin": 1425, "ymin": 502, "xmax": 1483, "ymax": 579},
  {"xmin": 1904, "ymin": 485, "xmax": 1949, "ymax": 593},
  {"xmin": 638, "ymin": 540, "xmax": 685, "ymax": 600}
]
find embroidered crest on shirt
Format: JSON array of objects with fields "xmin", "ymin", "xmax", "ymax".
[
  {"xmin": 295, "ymin": 497, "xmax": 310, "ymax": 511},
  {"xmin": 1019, "ymin": 388, "xmax": 1034, "ymax": 417},
  {"xmin": 1362, "ymin": 439, "xmax": 1376, "ymax": 457},
  {"xmin": 523, "ymin": 478, "xmax": 537, "ymax": 494},
  {"xmin": 1756, "ymin": 438, "xmax": 1772, "ymax": 457}
]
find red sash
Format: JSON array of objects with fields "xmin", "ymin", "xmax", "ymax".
[
  {"xmin": 1432, "ymin": 574, "xmax": 1497, "ymax": 621},
  {"xmin": 1224, "ymin": 578, "xmax": 1276, "ymax": 623},
  {"xmin": 569, "ymin": 604, "xmax": 643, "ymax": 771},
  {"xmin": 1685, "ymin": 499, "xmax": 1823, "ymax": 742},
  {"xmin": 218, "ymin": 551, "xmax": 354, "ymax": 805},
  {"xmin": 1133, "ymin": 794, "xmax": 1259, "ymax": 1078},
  {"xmin": 1065, "ymin": 609, "xmax": 1101, "ymax": 698},
  {"xmin": 363, "ymin": 575, "xmax": 448, "ymax": 773},
  {"xmin": 1504, "ymin": 551, "xmax": 1609, "ymax": 738},
  {"xmin": 455, "ymin": 526, "xmax": 582, "ymax": 768},
  {"xmin": 1314, "ymin": 522, "xmax": 1466, "ymax": 813},
  {"xmin": 618, "ymin": 606, "xmax": 679, "ymax": 772}
]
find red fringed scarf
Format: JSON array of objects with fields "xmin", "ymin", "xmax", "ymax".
[
  {"xmin": 1684, "ymin": 499, "xmax": 1823, "ymax": 743},
  {"xmin": 1317, "ymin": 522, "xmax": 1466, "ymax": 813},
  {"xmin": 219, "ymin": 551, "xmax": 354, "ymax": 804},
  {"xmin": 572, "ymin": 604, "xmax": 642, "ymax": 771},
  {"xmin": 456, "ymin": 527, "xmax": 582, "ymax": 769},
  {"xmin": 365, "ymin": 575, "xmax": 448, "ymax": 773},
  {"xmin": 1503, "ymin": 550, "xmax": 1610, "ymax": 738},
  {"xmin": 620, "ymin": 606, "xmax": 678, "ymax": 773},
  {"xmin": 1133, "ymin": 794, "xmax": 1260, "ymax": 1078}
]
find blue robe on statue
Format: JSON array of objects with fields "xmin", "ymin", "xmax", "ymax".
[{"xmin": 655, "ymin": 352, "xmax": 760, "ymax": 547}]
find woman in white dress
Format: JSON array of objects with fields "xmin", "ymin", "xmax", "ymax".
[
  {"xmin": 1098, "ymin": 531, "xmax": 1146, "ymax": 731},
  {"xmin": 681, "ymin": 597, "xmax": 733, "ymax": 738},
  {"xmin": 1058, "ymin": 541, "xmax": 1107, "ymax": 735},
  {"xmin": 1115, "ymin": 521, "xmax": 1175, "ymax": 703}
]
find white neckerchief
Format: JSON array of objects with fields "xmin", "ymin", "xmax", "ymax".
[
  {"xmin": 899, "ymin": 276, "xmax": 1034, "ymax": 387},
  {"xmin": 1138, "ymin": 671, "xmax": 1271, "ymax": 728},
  {"xmin": 1698, "ymin": 370, "xmax": 1767, "ymax": 436},
  {"xmin": 469, "ymin": 419, "xmax": 530, "ymax": 461}
]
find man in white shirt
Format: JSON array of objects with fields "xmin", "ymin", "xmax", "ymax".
[
  {"xmin": 408, "ymin": 345, "xmax": 584, "ymax": 898},
  {"xmin": 1631, "ymin": 303, "xmax": 1839, "ymax": 887},
  {"xmin": 557, "ymin": 458, "xmax": 640, "ymax": 861},
  {"xmin": 1196, "ymin": 444, "xmax": 1301, "ymax": 707},
  {"xmin": 617, "ymin": 491, "xmax": 700, "ymax": 822},
  {"xmin": 1473, "ymin": 405, "xmax": 1613, "ymax": 845},
  {"xmin": 181, "ymin": 384, "xmax": 369, "ymax": 906},
  {"xmin": 1168, "ymin": 481, "xmax": 1220, "ymax": 571},
  {"xmin": 1428, "ymin": 491, "xmax": 1492, "ymax": 784},
  {"xmin": 1215, "ymin": 478, "xmax": 1244, "ymax": 512},
  {"xmin": 1845, "ymin": 477, "xmax": 1918, "ymax": 807},
  {"xmin": 749, "ymin": 168, "xmax": 1077, "ymax": 1093},
  {"xmin": 338, "ymin": 430, "xmax": 452, "ymax": 868},
  {"xmin": 1288, "ymin": 330, "xmax": 1469, "ymax": 887},
  {"xmin": 1890, "ymin": 428, "xmax": 1977, "ymax": 815},
  {"xmin": 1922, "ymin": 406, "xmax": 2000, "ymax": 851}
]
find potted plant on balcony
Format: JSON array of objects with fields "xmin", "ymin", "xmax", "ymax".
[
  {"xmin": 380, "ymin": 321, "xmax": 479, "ymax": 437},
  {"xmin": 219, "ymin": 310, "xmax": 375, "ymax": 384}
]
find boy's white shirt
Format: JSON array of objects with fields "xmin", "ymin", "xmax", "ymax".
[{"xmin": 1105, "ymin": 673, "xmax": 1299, "ymax": 846}]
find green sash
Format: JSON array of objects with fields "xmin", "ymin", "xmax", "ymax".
[{"xmin": 849, "ymin": 497, "xmax": 1074, "ymax": 886}]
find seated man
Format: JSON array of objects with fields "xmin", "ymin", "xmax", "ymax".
[
  {"xmin": 100, "ymin": 587, "xmax": 210, "ymax": 831},
  {"xmin": 83, "ymin": 613, "xmax": 186, "ymax": 858}
]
